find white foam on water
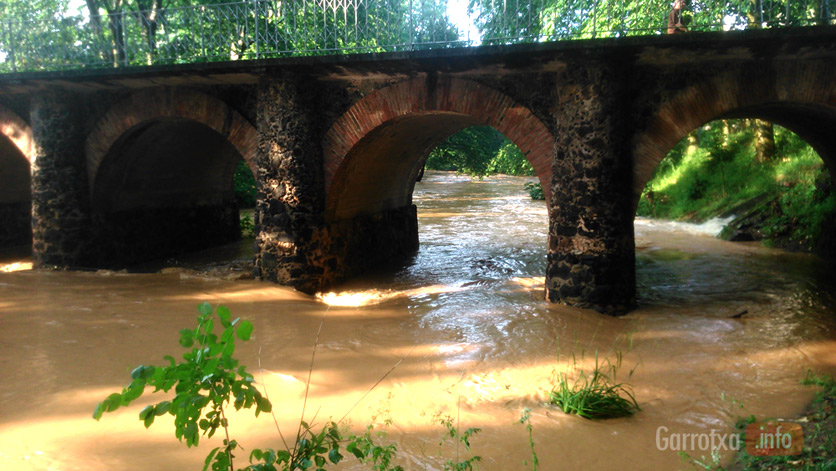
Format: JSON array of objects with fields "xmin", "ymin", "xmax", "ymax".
[{"xmin": 635, "ymin": 216, "xmax": 735, "ymax": 237}]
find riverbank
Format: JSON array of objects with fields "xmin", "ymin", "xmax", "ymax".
[
  {"xmin": 637, "ymin": 122, "xmax": 836, "ymax": 259},
  {"xmin": 725, "ymin": 373, "xmax": 836, "ymax": 471}
]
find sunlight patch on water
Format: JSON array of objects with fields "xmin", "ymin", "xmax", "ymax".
[
  {"xmin": 317, "ymin": 284, "xmax": 466, "ymax": 307},
  {"xmin": 0, "ymin": 262, "xmax": 31, "ymax": 272}
]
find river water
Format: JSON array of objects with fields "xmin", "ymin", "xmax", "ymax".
[{"xmin": 1, "ymin": 171, "xmax": 835, "ymax": 471}]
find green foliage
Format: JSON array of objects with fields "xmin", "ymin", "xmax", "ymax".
[
  {"xmin": 434, "ymin": 414, "xmax": 482, "ymax": 471},
  {"xmin": 549, "ymin": 349, "xmax": 640, "ymax": 419},
  {"xmin": 93, "ymin": 302, "xmax": 266, "ymax": 469},
  {"xmin": 246, "ymin": 421, "xmax": 347, "ymax": 471},
  {"xmin": 92, "ymin": 302, "xmax": 490, "ymax": 471},
  {"xmin": 345, "ymin": 421, "xmax": 403, "ymax": 471},
  {"xmin": 524, "ymin": 182, "xmax": 545, "ymax": 200},
  {"xmin": 425, "ymin": 126, "xmax": 533, "ymax": 178},
  {"xmin": 234, "ymin": 161, "xmax": 257, "ymax": 209},
  {"xmin": 638, "ymin": 120, "xmax": 836, "ymax": 252},
  {"xmin": 468, "ymin": 0, "xmax": 833, "ymax": 44},
  {"xmin": 239, "ymin": 214, "xmax": 254, "ymax": 238},
  {"xmin": 519, "ymin": 408, "xmax": 539, "ymax": 471}
]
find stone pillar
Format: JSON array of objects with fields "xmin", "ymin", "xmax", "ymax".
[
  {"xmin": 547, "ymin": 65, "xmax": 636, "ymax": 315},
  {"xmin": 254, "ymin": 76, "xmax": 326, "ymax": 293},
  {"xmin": 30, "ymin": 92, "xmax": 94, "ymax": 268}
]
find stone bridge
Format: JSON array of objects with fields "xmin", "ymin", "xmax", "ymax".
[{"xmin": 2, "ymin": 27, "xmax": 835, "ymax": 314}]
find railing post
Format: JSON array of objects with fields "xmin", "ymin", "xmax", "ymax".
[
  {"xmin": 8, "ymin": 19, "xmax": 17, "ymax": 73},
  {"xmin": 254, "ymin": 0, "xmax": 260, "ymax": 59},
  {"xmin": 409, "ymin": 0, "xmax": 414, "ymax": 50},
  {"xmin": 592, "ymin": 0, "xmax": 598, "ymax": 38},
  {"xmin": 122, "ymin": 11, "xmax": 129, "ymax": 67}
]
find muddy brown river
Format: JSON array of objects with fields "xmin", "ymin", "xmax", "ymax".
[{"xmin": 1, "ymin": 171, "xmax": 835, "ymax": 470}]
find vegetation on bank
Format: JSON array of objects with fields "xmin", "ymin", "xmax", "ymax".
[
  {"xmin": 637, "ymin": 119, "xmax": 836, "ymax": 256},
  {"xmin": 424, "ymin": 126, "xmax": 546, "ymax": 199},
  {"xmin": 425, "ymin": 126, "xmax": 535, "ymax": 178},
  {"xmin": 682, "ymin": 372, "xmax": 836, "ymax": 471}
]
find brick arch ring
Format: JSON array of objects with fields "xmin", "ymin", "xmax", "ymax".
[
  {"xmin": 323, "ymin": 77, "xmax": 555, "ymax": 201},
  {"xmin": 0, "ymin": 104, "xmax": 34, "ymax": 162},
  {"xmin": 85, "ymin": 87, "xmax": 258, "ymax": 191},
  {"xmin": 632, "ymin": 62, "xmax": 836, "ymax": 211}
]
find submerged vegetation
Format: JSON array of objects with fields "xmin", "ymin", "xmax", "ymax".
[
  {"xmin": 548, "ymin": 335, "xmax": 640, "ymax": 420},
  {"xmin": 638, "ymin": 120, "xmax": 836, "ymax": 256}
]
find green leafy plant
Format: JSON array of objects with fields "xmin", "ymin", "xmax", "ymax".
[
  {"xmin": 240, "ymin": 214, "xmax": 255, "ymax": 238},
  {"xmin": 519, "ymin": 408, "xmax": 539, "ymax": 471},
  {"xmin": 434, "ymin": 413, "xmax": 481, "ymax": 471},
  {"xmin": 525, "ymin": 182, "xmax": 545, "ymax": 200},
  {"xmin": 345, "ymin": 420, "xmax": 403, "ymax": 471},
  {"xmin": 93, "ymin": 302, "xmax": 269, "ymax": 471},
  {"xmin": 93, "ymin": 303, "xmax": 489, "ymax": 471},
  {"xmin": 549, "ymin": 348, "xmax": 640, "ymax": 419}
]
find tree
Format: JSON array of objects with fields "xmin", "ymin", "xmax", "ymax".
[{"xmin": 425, "ymin": 126, "xmax": 533, "ymax": 177}]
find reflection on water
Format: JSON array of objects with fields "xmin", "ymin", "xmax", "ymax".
[{"xmin": 1, "ymin": 171, "xmax": 835, "ymax": 471}]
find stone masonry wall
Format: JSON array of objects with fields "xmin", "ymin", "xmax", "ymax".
[
  {"xmin": 547, "ymin": 61, "xmax": 636, "ymax": 315},
  {"xmin": 30, "ymin": 92, "xmax": 95, "ymax": 268},
  {"xmin": 319, "ymin": 205, "xmax": 419, "ymax": 283},
  {"xmin": 254, "ymin": 76, "xmax": 328, "ymax": 293}
]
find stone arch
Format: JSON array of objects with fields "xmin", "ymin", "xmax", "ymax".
[
  {"xmin": 323, "ymin": 77, "xmax": 554, "ymax": 220},
  {"xmin": 85, "ymin": 87, "xmax": 258, "ymax": 190},
  {"xmin": 632, "ymin": 61, "xmax": 836, "ymax": 211},
  {"xmin": 0, "ymin": 105, "xmax": 34, "ymax": 161}
]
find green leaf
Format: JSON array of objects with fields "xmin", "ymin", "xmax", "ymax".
[
  {"xmin": 179, "ymin": 329, "xmax": 194, "ymax": 348},
  {"xmin": 217, "ymin": 305, "xmax": 231, "ymax": 326},
  {"xmin": 221, "ymin": 326, "xmax": 234, "ymax": 343},
  {"xmin": 198, "ymin": 302, "xmax": 212, "ymax": 316},
  {"xmin": 314, "ymin": 455, "xmax": 326, "ymax": 467},
  {"xmin": 92, "ymin": 402, "xmax": 104, "ymax": 420},
  {"xmin": 139, "ymin": 405, "xmax": 155, "ymax": 428},
  {"xmin": 275, "ymin": 450, "xmax": 291, "ymax": 463},
  {"xmin": 328, "ymin": 448, "xmax": 343, "ymax": 464},
  {"xmin": 203, "ymin": 447, "xmax": 220, "ymax": 471},
  {"xmin": 237, "ymin": 320, "xmax": 253, "ymax": 341},
  {"xmin": 105, "ymin": 393, "xmax": 123, "ymax": 412},
  {"xmin": 154, "ymin": 401, "xmax": 170, "ymax": 416},
  {"xmin": 256, "ymin": 396, "xmax": 272, "ymax": 415},
  {"xmin": 222, "ymin": 339, "xmax": 235, "ymax": 358},
  {"xmin": 203, "ymin": 358, "xmax": 220, "ymax": 375}
]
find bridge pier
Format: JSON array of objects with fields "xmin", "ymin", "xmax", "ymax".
[
  {"xmin": 30, "ymin": 92, "xmax": 94, "ymax": 268},
  {"xmin": 254, "ymin": 77, "xmax": 328, "ymax": 293},
  {"xmin": 547, "ymin": 66, "xmax": 636, "ymax": 315}
]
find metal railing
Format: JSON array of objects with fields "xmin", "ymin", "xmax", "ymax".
[{"xmin": 1, "ymin": 0, "xmax": 833, "ymax": 73}]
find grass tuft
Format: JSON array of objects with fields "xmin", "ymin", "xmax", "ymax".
[{"xmin": 549, "ymin": 350, "xmax": 640, "ymax": 419}]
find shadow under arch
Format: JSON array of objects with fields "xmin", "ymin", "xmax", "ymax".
[
  {"xmin": 320, "ymin": 77, "xmax": 554, "ymax": 285},
  {"xmin": 0, "ymin": 105, "xmax": 34, "ymax": 250},
  {"xmin": 89, "ymin": 115, "xmax": 252, "ymax": 267},
  {"xmin": 86, "ymin": 87, "xmax": 258, "ymax": 193}
]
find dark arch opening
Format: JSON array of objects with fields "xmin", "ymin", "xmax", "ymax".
[
  {"xmin": 0, "ymin": 133, "xmax": 31, "ymax": 254},
  {"xmin": 91, "ymin": 118, "xmax": 244, "ymax": 266},
  {"xmin": 324, "ymin": 112, "xmax": 544, "ymax": 287}
]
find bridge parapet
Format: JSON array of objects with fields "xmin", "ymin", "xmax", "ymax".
[{"xmin": 1, "ymin": 0, "xmax": 833, "ymax": 73}]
